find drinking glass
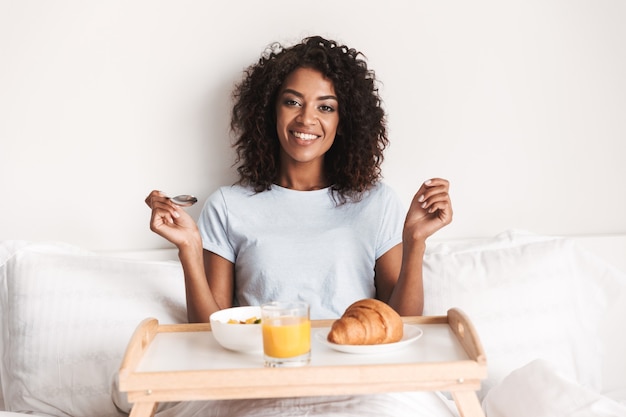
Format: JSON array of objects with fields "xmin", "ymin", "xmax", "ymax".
[{"xmin": 261, "ymin": 301, "xmax": 311, "ymax": 367}]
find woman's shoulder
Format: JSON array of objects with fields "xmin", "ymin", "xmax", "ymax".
[
  {"xmin": 215, "ymin": 183, "xmax": 254, "ymax": 195},
  {"xmin": 361, "ymin": 182, "xmax": 404, "ymax": 211},
  {"xmin": 205, "ymin": 184, "xmax": 252, "ymax": 203},
  {"xmin": 366, "ymin": 181, "xmax": 399, "ymax": 199}
]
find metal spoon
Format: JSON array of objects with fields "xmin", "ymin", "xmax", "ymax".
[{"xmin": 168, "ymin": 194, "xmax": 198, "ymax": 207}]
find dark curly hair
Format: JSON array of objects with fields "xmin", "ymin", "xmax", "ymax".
[{"xmin": 231, "ymin": 36, "xmax": 388, "ymax": 202}]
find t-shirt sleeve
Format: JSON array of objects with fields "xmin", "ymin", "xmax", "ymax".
[
  {"xmin": 375, "ymin": 184, "xmax": 405, "ymax": 259},
  {"xmin": 197, "ymin": 188, "xmax": 236, "ymax": 263}
]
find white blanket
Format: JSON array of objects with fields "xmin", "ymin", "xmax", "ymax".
[
  {"xmin": 483, "ymin": 359, "xmax": 626, "ymax": 417},
  {"xmin": 144, "ymin": 392, "xmax": 457, "ymax": 417}
]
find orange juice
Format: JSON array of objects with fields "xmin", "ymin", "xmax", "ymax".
[{"xmin": 262, "ymin": 317, "xmax": 311, "ymax": 358}]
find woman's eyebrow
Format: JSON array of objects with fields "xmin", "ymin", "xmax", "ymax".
[
  {"xmin": 318, "ymin": 94, "xmax": 339, "ymax": 102},
  {"xmin": 281, "ymin": 88, "xmax": 338, "ymax": 102}
]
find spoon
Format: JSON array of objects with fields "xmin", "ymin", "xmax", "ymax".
[{"xmin": 168, "ymin": 194, "xmax": 198, "ymax": 207}]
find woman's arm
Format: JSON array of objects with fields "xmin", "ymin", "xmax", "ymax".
[
  {"xmin": 145, "ymin": 190, "xmax": 234, "ymax": 322},
  {"xmin": 375, "ymin": 179, "xmax": 452, "ymax": 316}
]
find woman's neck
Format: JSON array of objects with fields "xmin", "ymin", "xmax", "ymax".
[
  {"xmin": 276, "ymin": 165, "xmax": 329, "ymax": 191},
  {"xmin": 276, "ymin": 177, "xmax": 329, "ymax": 191}
]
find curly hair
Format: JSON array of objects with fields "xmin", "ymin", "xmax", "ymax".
[{"xmin": 231, "ymin": 36, "xmax": 388, "ymax": 202}]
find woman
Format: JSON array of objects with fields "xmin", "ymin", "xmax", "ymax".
[{"xmin": 145, "ymin": 36, "xmax": 452, "ymax": 323}]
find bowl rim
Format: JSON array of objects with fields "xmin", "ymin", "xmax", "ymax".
[{"xmin": 209, "ymin": 305, "xmax": 262, "ymax": 325}]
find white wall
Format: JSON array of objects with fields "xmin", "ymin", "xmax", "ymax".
[{"xmin": 1, "ymin": 0, "xmax": 625, "ymax": 251}]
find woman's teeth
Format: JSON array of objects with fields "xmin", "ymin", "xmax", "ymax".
[{"xmin": 293, "ymin": 131, "xmax": 318, "ymax": 141}]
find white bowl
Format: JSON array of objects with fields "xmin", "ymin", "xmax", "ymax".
[{"xmin": 209, "ymin": 306, "xmax": 263, "ymax": 352}]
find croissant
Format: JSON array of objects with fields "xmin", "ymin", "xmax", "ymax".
[{"xmin": 327, "ymin": 299, "xmax": 403, "ymax": 345}]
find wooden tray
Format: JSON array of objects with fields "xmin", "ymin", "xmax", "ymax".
[{"xmin": 119, "ymin": 308, "xmax": 487, "ymax": 417}]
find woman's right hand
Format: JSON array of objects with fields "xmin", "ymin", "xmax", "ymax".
[{"xmin": 145, "ymin": 190, "xmax": 200, "ymax": 248}]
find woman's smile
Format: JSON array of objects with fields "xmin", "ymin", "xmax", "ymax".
[{"xmin": 291, "ymin": 130, "xmax": 320, "ymax": 141}]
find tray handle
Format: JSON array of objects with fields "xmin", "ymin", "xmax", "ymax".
[
  {"xmin": 447, "ymin": 308, "xmax": 486, "ymax": 365},
  {"xmin": 119, "ymin": 317, "xmax": 160, "ymax": 382}
]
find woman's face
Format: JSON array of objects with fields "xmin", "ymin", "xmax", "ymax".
[{"xmin": 275, "ymin": 67, "xmax": 339, "ymax": 168}]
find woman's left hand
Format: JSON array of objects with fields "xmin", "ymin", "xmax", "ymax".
[{"xmin": 404, "ymin": 178, "xmax": 453, "ymax": 243}]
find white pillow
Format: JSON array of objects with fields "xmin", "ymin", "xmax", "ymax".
[
  {"xmin": 0, "ymin": 241, "xmax": 186, "ymax": 417},
  {"xmin": 422, "ymin": 230, "xmax": 613, "ymax": 400}
]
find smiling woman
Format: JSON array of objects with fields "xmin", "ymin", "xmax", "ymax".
[{"xmin": 143, "ymin": 34, "xmax": 453, "ymax": 414}]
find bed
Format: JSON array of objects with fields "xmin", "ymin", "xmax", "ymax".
[{"xmin": 1, "ymin": 230, "xmax": 625, "ymax": 416}]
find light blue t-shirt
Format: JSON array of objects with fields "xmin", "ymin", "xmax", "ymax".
[{"xmin": 197, "ymin": 183, "xmax": 405, "ymax": 319}]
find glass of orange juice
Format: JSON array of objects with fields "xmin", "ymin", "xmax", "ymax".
[{"xmin": 261, "ymin": 301, "xmax": 311, "ymax": 367}]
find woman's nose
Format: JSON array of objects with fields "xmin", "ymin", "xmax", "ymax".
[{"xmin": 296, "ymin": 105, "xmax": 316, "ymax": 125}]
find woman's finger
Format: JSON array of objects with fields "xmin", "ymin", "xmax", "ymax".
[{"xmin": 145, "ymin": 190, "xmax": 167, "ymax": 208}]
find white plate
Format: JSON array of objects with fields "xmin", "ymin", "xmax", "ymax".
[{"xmin": 316, "ymin": 324, "xmax": 423, "ymax": 354}]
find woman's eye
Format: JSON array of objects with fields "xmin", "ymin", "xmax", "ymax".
[
  {"xmin": 284, "ymin": 99, "xmax": 301, "ymax": 107},
  {"xmin": 319, "ymin": 105, "xmax": 335, "ymax": 113}
]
